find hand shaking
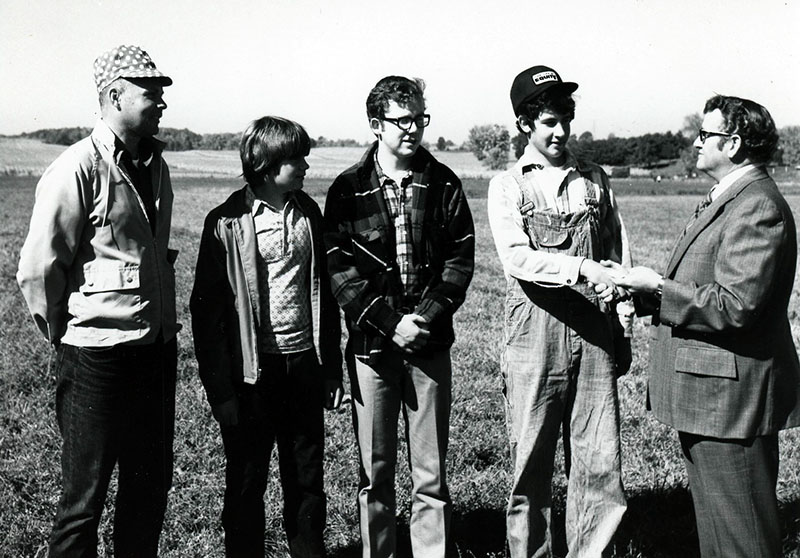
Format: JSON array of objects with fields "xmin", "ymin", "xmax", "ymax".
[
  {"xmin": 597, "ymin": 260, "xmax": 663, "ymax": 295},
  {"xmin": 580, "ymin": 259, "xmax": 630, "ymax": 303}
]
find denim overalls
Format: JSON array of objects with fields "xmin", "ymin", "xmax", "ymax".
[{"xmin": 502, "ymin": 167, "xmax": 626, "ymax": 558}]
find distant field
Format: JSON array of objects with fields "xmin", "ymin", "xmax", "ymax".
[
  {"xmin": 0, "ymin": 138, "xmax": 70, "ymax": 175},
  {"xmin": 0, "ymin": 137, "xmax": 492, "ymax": 179},
  {"xmin": 6, "ymin": 136, "xmax": 800, "ymax": 193}
]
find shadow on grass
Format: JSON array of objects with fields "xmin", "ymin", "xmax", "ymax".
[
  {"xmin": 329, "ymin": 488, "xmax": 800, "ymax": 558},
  {"xmin": 781, "ymin": 498, "xmax": 800, "ymax": 557},
  {"xmin": 616, "ymin": 488, "xmax": 800, "ymax": 557},
  {"xmin": 613, "ymin": 486, "xmax": 699, "ymax": 557},
  {"xmin": 328, "ymin": 513, "xmax": 507, "ymax": 558}
]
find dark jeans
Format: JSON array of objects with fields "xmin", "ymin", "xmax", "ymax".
[
  {"xmin": 49, "ymin": 337, "xmax": 177, "ymax": 558},
  {"xmin": 220, "ymin": 350, "xmax": 327, "ymax": 558}
]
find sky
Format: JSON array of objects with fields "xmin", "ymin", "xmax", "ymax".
[{"xmin": 2, "ymin": 0, "xmax": 799, "ymax": 145}]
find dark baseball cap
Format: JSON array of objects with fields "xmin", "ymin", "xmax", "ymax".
[{"xmin": 510, "ymin": 65, "xmax": 578, "ymax": 115}]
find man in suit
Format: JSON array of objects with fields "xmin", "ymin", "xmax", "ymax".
[{"xmin": 609, "ymin": 95, "xmax": 800, "ymax": 557}]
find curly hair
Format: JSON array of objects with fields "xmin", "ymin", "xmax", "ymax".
[
  {"xmin": 704, "ymin": 95, "xmax": 779, "ymax": 164},
  {"xmin": 366, "ymin": 76, "xmax": 426, "ymax": 120},
  {"xmin": 239, "ymin": 116, "xmax": 310, "ymax": 185},
  {"xmin": 515, "ymin": 89, "xmax": 576, "ymax": 134}
]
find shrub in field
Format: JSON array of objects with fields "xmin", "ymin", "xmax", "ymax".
[{"xmin": 467, "ymin": 124, "xmax": 511, "ymax": 170}]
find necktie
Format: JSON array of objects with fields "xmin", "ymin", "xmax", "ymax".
[{"xmin": 678, "ymin": 186, "xmax": 715, "ymax": 241}]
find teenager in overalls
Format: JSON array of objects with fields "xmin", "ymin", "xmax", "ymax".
[{"xmin": 488, "ymin": 66, "xmax": 633, "ymax": 558}]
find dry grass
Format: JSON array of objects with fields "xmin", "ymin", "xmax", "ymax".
[
  {"xmin": 0, "ymin": 138, "xmax": 494, "ymax": 180},
  {"xmin": 2, "ymin": 174, "xmax": 800, "ymax": 557},
  {"xmin": 0, "ymin": 137, "xmax": 68, "ymax": 176}
]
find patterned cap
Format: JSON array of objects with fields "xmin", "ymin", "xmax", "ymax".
[{"xmin": 93, "ymin": 45, "xmax": 172, "ymax": 93}]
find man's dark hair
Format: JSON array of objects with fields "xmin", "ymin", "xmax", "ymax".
[
  {"xmin": 515, "ymin": 89, "xmax": 576, "ymax": 134},
  {"xmin": 366, "ymin": 76, "xmax": 426, "ymax": 120},
  {"xmin": 704, "ymin": 95, "xmax": 779, "ymax": 164},
  {"xmin": 240, "ymin": 116, "xmax": 310, "ymax": 185}
]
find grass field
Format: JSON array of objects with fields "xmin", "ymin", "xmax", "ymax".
[
  {"xmin": 0, "ymin": 138, "xmax": 494, "ymax": 180},
  {"xmin": 2, "ymin": 174, "xmax": 800, "ymax": 558}
]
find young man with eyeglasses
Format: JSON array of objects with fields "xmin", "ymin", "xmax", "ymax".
[
  {"xmin": 609, "ymin": 95, "xmax": 800, "ymax": 557},
  {"xmin": 323, "ymin": 76, "xmax": 475, "ymax": 558}
]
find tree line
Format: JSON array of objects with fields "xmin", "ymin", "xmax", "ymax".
[
  {"xmin": 469, "ymin": 115, "xmax": 800, "ymax": 172},
  {"xmin": 18, "ymin": 128, "xmax": 370, "ymax": 152},
  {"xmin": 467, "ymin": 125, "xmax": 696, "ymax": 172},
  {"xmin": 16, "ymin": 122, "xmax": 800, "ymax": 171}
]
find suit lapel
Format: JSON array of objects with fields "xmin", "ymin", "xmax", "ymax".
[{"xmin": 664, "ymin": 168, "xmax": 768, "ymax": 277}]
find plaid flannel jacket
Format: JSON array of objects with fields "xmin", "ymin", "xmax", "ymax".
[{"xmin": 323, "ymin": 143, "xmax": 475, "ymax": 364}]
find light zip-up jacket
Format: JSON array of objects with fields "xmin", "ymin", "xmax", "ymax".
[
  {"xmin": 17, "ymin": 120, "xmax": 178, "ymax": 347},
  {"xmin": 190, "ymin": 186, "xmax": 343, "ymax": 406}
]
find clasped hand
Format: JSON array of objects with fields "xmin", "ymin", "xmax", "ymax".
[
  {"xmin": 579, "ymin": 259, "xmax": 630, "ymax": 304},
  {"xmin": 595, "ymin": 260, "xmax": 664, "ymax": 296},
  {"xmin": 600, "ymin": 260, "xmax": 664, "ymax": 294},
  {"xmin": 392, "ymin": 313, "xmax": 430, "ymax": 354}
]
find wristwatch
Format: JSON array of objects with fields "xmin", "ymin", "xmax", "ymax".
[{"xmin": 655, "ymin": 276, "xmax": 665, "ymax": 300}]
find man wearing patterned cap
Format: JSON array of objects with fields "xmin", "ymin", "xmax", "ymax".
[{"xmin": 17, "ymin": 45, "xmax": 177, "ymax": 557}]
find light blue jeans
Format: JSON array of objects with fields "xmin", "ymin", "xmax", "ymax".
[
  {"xmin": 348, "ymin": 349, "xmax": 452, "ymax": 558},
  {"xmin": 502, "ymin": 281, "xmax": 626, "ymax": 558}
]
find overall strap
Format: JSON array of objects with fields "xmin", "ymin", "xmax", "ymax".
[
  {"xmin": 582, "ymin": 174, "xmax": 600, "ymax": 209},
  {"xmin": 511, "ymin": 164, "xmax": 550, "ymax": 216},
  {"xmin": 510, "ymin": 166, "xmax": 534, "ymax": 215}
]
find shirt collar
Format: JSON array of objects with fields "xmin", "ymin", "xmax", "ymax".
[
  {"xmin": 373, "ymin": 151, "xmax": 411, "ymax": 186},
  {"xmin": 712, "ymin": 163, "xmax": 759, "ymax": 201},
  {"xmin": 246, "ymin": 183, "xmax": 296, "ymax": 216},
  {"xmin": 92, "ymin": 119, "xmax": 164, "ymax": 165},
  {"xmin": 515, "ymin": 144, "xmax": 584, "ymax": 174}
]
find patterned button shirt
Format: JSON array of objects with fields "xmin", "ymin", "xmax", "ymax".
[
  {"xmin": 374, "ymin": 153, "xmax": 417, "ymax": 300},
  {"xmin": 246, "ymin": 186, "xmax": 313, "ymax": 354}
]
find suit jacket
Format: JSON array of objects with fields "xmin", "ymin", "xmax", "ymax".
[{"xmin": 646, "ymin": 167, "xmax": 800, "ymax": 438}]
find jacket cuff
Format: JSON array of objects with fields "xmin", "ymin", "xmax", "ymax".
[
  {"xmin": 564, "ymin": 256, "xmax": 584, "ymax": 286},
  {"xmin": 195, "ymin": 351, "xmax": 236, "ymax": 406},
  {"xmin": 204, "ymin": 382, "xmax": 236, "ymax": 407},
  {"xmin": 361, "ymin": 297, "xmax": 404, "ymax": 338},
  {"xmin": 657, "ymin": 278, "xmax": 684, "ymax": 327},
  {"xmin": 414, "ymin": 297, "xmax": 448, "ymax": 324}
]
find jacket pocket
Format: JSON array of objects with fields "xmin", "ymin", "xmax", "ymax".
[
  {"xmin": 80, "ymin": 262, "xmax": 141, "ymax": 293},
  {"xmin": 675, "ymin": 346, "xmax": 737, "ymax": 379}
]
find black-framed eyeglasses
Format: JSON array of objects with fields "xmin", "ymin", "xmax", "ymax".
[
  {"xmin": 382, "ymin": 114, "xmax": 431, "ymax": 131},
  {"xmin": 698, "ymin": 129, "xmax": 733, "ymax": 142}
]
